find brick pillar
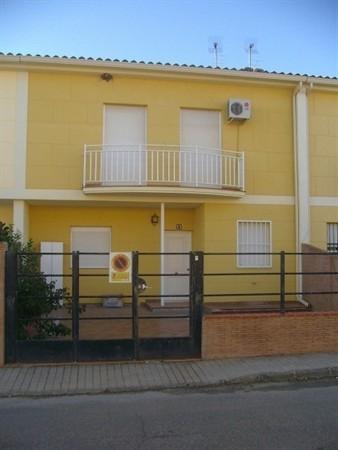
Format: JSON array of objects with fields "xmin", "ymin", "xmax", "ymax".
[{"xmin": 0, "ymin": 242, "xmax": 7, "ymax": 366}]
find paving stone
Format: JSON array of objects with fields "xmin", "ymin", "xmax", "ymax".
[
  {"xmin": 107, "ymin": 364, "xmax": 122, "ymax": 389},
  {"xmin": 158, "ymin": 364, "xmax": 175, "ymax": 386},
  {"xmin": 169, "ymin": 363, "xmax": 188, "ymax": 385},
  {"xmin": 155, "ymin": 362, "xmax": 175, "ymax": 386},
  {"xmin": 99, "ymin": 364, "xmax": 108, "ymax": 389},
  {"xmin": 77, "ymin": 365, "xmax": 87, "ymax": 390},
  {"xmin": 35, "ymin": 366, "xmax": 50, "ymax": 393},
  {"xmin": 19, "ymin": 367, "xmax": 35, "ymax": 392},
  {"xmin": 0, "ymin": 368, "xmax": 17, "ymax": 393},
  {"xmin": 44, "ymin": 367, "xmax": 58, "ymax": 393},
  {"xmin": 1, "ymin": 353, "xmax": 338, "ymax": 397},
  {"xmin": 11, "ymin": 367, "xmax": 29, "ymax": 393},
  {"xmin": 142, "ymin": 363, "xmax": 158, "ymax": 387}
]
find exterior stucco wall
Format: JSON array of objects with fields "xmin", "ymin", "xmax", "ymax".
[
  {"xmin": 0, "ymin": 203, "xmax": 13, "ymax": 226},
  {"xmin": 309, "ymin": 91, "xmax": 338, "ymax": 198},
  {"xmin": 0, "ymin": 72, "xmax": 17, "ymax": 189},
  {"xmin": 27, "ymin": 72, "xmax": 295, "ymax": 195}
]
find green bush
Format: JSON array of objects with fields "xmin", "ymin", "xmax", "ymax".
[{"xmin": 0, "ymin": 222, "xmax": 70, "ymax": 340}]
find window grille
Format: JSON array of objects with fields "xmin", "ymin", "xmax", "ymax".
[
  {"xmin": 237, "ymin": 221, "xmax": 272, "ymax": 267},
  {"xmin": 327, "ymin": 223, "xmax": 338, "ymax": 252}
]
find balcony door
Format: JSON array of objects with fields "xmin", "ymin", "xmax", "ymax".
[
  {"xmin": 103, "ymin": 105, "xmax": 146, "ymax": 185},
  {"xmin": 180, "ymin": 109, "xmax": 221, "ymax": 187}
]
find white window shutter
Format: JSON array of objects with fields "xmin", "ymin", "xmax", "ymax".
[
  {"xmin": 102, "ymin": 105, "xmax": 146, "ymax": 184},
  {"xmin": 40, "ymin": 242, "xmax": 64, "ymax": 290},
  {"xmin": 71, "ymin": 227, "xmax": 111, "ymax": 268}
]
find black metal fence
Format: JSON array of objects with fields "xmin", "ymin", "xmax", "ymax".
[
  {"xmin": 5, "ymin": 250, "xmax": 203, "ymax": 364},
  {"xmin": 203, "ymin": 251, "xmax": 338, "ymax": 313},
  {"xmin": 5, "ymin": 248, "xmax": 338, "ymax": 364}
]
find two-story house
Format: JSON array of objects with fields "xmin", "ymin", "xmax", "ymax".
[{"xmin": 0, "ymin": 54, "xmax": 337, "ymax": 302}]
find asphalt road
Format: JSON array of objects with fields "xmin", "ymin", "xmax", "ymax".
[{"xmin": 1, "ymin": 380, "xmax": 338, "ymax": 450}]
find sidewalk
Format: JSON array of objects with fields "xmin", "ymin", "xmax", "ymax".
[{"xmin": 1, "ymin": 352, "xmax": 338, "ymax": 398}]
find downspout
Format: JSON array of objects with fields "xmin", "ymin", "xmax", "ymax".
[
  {"xmin": 293, "ymin": 84, "xmax": 300, "ymax": 299},
  {"xmin": 160, "ymin": 202, "xmax": 165, "ymax": 306},
  {"xmin": 293, "ymin": 80, "xmax": 312, "ymax": 304}
]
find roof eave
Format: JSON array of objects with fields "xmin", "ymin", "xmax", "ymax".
[{"xmin": 0, "ymin": 54, "xmax": 337, "ymax": 88}]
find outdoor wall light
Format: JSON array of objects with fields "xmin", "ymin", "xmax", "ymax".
[
  {"xmin": 101, "ymin": 73, "xmax": 113, "ymax": 82},
  {"xmin": 151, "ymin": 213, "xmax": 160, "ymax": 225}
]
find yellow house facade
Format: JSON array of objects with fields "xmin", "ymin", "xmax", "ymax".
[{"xmin": 0, "ymin": 54, "xmax": 337, "ymax": 302}]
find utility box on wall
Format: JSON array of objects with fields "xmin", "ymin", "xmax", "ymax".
[{"xmin": 228, "ymin": 98, "xmax": 251, "ymax": 120}]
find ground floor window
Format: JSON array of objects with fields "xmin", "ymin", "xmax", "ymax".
[
  {"xmin": 237, "ymin": 220, "xmax": 272, "ymax": 268},
  {"xmin": 71, "ymin": 227, "xmax": 111, "ymax": 268},
  {"xmin": 327, "ymin": 223, "xmax": 338, "ymax": 252}
]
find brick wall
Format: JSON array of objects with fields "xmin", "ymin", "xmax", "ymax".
[
  {"xmin": 302, "ymin": 244, "xmax": 338, "ymax": 311},
  {"xmin": 0, "ymin": 242, "xmax": 7, "ymax": 366},
  {"xmin": 202, "ymin": 311, "xmax": 338, "ymax": 359}
]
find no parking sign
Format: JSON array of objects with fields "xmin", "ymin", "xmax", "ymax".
[{"xmin": 109, "ymin": 252, "xmax": 132, "ymax": 283}]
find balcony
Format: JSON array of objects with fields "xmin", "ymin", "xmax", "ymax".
[{"xmin": 83, "ymin": 145, "xmax": 245, "ymax": 196}]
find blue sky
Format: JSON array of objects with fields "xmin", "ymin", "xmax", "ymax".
[{"xmin": 0, "ymin": 0, "xmax": 337, "ymax": 76}]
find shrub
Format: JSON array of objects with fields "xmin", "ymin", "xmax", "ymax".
[{"xmin": 0, "ymin": 222, "xmax": 70, "ymax": 340}]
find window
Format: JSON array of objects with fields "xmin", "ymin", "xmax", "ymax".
[
  {"xmin": 102, "ymin": 105, "xmax": 146, "ymax": 185},
  {"xmin": 71, "ymin": 227, "xmax": 111, "ymax": 268},
  {"xmin": 237, "ymin": 221, "xmax": 272, "ymax": 267},
  {"xmin": 180, "ymin": 109, "xmax": 221, "ymax": 187},
  {"xmin": 327, "ymin": 223, "xmax": 338, "ymax": 252}
]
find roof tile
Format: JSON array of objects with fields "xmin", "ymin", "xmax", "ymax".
[{"xmin": 0, "ymin": 52, "xmax": 336, "ymax": 80}]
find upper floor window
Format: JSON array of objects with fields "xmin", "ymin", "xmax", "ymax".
[
  {"xmin": 102, "ymin": 105, "xmax": 146, "ymax": 185},
  {"xmin": 237, "ymin": 220, "xmax": 272, "ymax": 268},
  {"xmin": 327, "ymin": 223, "xmax": 338, "ymax": 252},
  {"xmin": 180, "ymin": 109, "xmax": 221, "ymax": 187}
]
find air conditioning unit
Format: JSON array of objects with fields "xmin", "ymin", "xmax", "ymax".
[{"xmin": 228, "ymin": 98, "xmax": 251, "ymax": 120}]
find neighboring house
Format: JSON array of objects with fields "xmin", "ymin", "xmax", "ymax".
[{"xmin": 0, "ymin": 53, "xmax": 337, "ymax": 301}]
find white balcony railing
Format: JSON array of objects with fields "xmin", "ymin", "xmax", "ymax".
[{"xmin": 83, "ymin": 145, "xmax": 245, "ymax": 191}]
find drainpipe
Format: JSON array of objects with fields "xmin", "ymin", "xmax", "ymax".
[
  {"xmin": 293, "ymin": 80, "xmax": 312, "ymax": 303},
  {"xmin": 160, "ymin": 202, "xmax": 165, "ymax": 306}
]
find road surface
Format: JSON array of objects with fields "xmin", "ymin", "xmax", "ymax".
[{"xmin": 1, "ymin": 380, "xmax": 338, "ymax": 449}]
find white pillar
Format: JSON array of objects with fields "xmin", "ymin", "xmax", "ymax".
[{"xmin": 13, "ymin": 200, "xmax": 29, "ymax": 242}]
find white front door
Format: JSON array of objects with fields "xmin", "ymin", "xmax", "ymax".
[
  {"xmin": 102, "ymin": 105, "xmax": 146, "ymax": 184},
  {"xmin": 180, "ymin": 109, "xmax": 221, "ymax": 187},
  {"xmin": 162, "ymin": 231, "xmax": 192, "ymax": 303}
]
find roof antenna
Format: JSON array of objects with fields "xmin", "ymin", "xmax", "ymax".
[
  {"xmin": 208, "ymin": 37, "xmax": 223, "ymax": 67},
  {"xmin": 245, "ymin": 40, "xmax": 258, "ymax": 70}
]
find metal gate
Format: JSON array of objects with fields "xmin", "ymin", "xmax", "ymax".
[{"xmin": 5, "ymin": 250, "xmax": 203, "ymax": 364}]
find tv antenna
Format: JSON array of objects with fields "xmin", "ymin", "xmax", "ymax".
[
  {"xmin": 208, "ymin": 37, "xmax": 223, "ymax": 67},
  {"xmin": 245, "ymin": 41, "xmax": 258, "ymax": 70}
]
